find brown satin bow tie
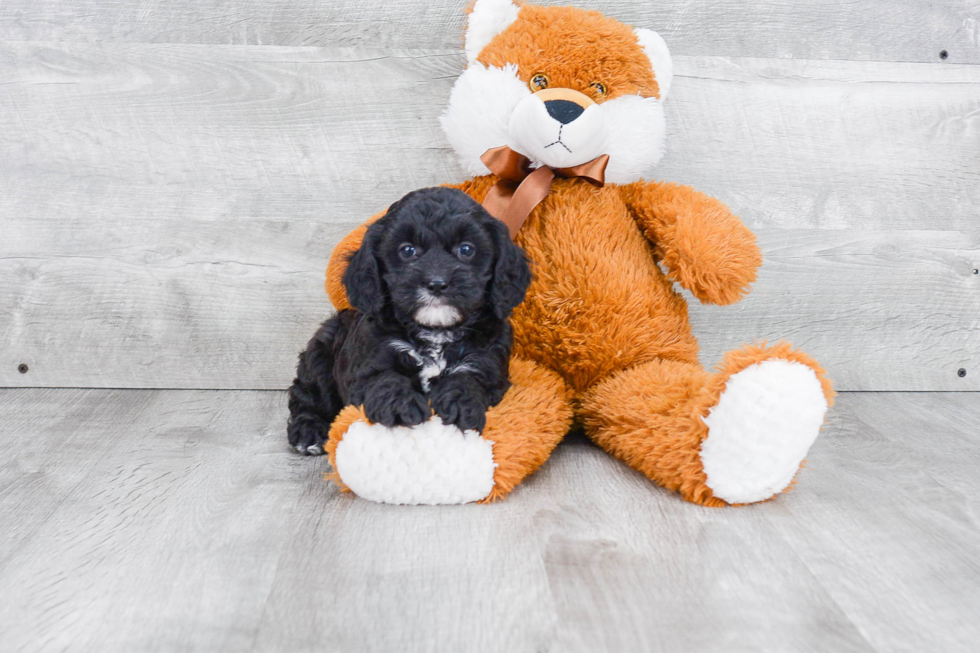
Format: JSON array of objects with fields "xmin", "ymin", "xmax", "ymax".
[{"xmin": 480, "ymin": 146, "xmax": 609, "ymax": 238}]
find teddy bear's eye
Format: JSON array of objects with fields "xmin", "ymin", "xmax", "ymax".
[
  {"xmin": 590, "ymin": 82, "xmax": 607, "ymax": 98},
  {"xmin": 529, "ymin": 73, "xmax": 550, "ymax": 91}
]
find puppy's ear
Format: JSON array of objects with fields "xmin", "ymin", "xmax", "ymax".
[
  {"xmin": 486, "ymin": 216, "xmax": 532, "ymax": 319},
  {"xmin": 342, "ymin": 221, "xmax": 386, "ymax": 317}
]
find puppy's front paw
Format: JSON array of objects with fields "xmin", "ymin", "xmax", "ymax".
[
  {"xmin": 431, "ymin": 382, "xmax": 488, "ymax": 433},
  {"xmin": 364, "ymin": 390, "xmax": 431, "ymax": 428}
]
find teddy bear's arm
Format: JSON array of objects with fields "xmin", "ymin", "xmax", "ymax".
[
  {"xmin": 325, "ymin": 178, "xmax": 497, "ymax": 310},
  {"xmin": 619, "ymin": 180, "xmax": 762, "ymax": 305}
]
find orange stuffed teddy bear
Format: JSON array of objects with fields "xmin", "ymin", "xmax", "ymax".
[{"xmin": 318, "ymin": 0, "xmax": 834, "ymax": 506}]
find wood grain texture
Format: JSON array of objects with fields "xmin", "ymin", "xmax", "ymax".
[
  {"xmin": 1, "ymin": 389, "xmax": 978, "ymax": 652},
  {"xmin": 765, "ymin": 393, "xmax": 980, "ymax": 652},
  {"xmin": 1, "ymin": 43, "xmax": 977, "ymax": 390},
  {"xmin": 0, "ymin": 0, "xmax": 977, "ymax": 64},
  {"xmin": 3, "ymin": 45, "xmax": 976, "ymax": 231},
  {"xmin": 689, "ymin": 228, "xmax": 979, "ymax": 392},
  {"xmin": 0, "ymin": 389, "xmax": 305, "ymax": 651},
  {"xmin": 1, "ymin": 223, "xmax": 976, "ymax": 391}
]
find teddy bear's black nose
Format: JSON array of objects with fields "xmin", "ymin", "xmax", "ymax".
[{"xmin": 544, "ymin": 99, "xmax": 585, "ymax": 124}]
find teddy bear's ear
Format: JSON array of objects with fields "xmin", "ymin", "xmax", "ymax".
[
  {"xmin": 634, "ymin": 28, "xmax": 673, "ymax": 101},
  {"xmin": 465, "ymin": 0, "xmax": 521, "ymax": 64}
]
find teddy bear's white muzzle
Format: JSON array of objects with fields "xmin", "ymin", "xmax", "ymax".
[{"xmin": 509, "ymin": 91, "xmax": 609, "ymax": 169}]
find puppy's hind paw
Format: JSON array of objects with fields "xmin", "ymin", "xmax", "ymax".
[
  {"xmin": 287, "ymin": 415, "xmax": 329, "ymax": 456},
  {"xmin": 301, "ymin": 442, "xmax": 325, "ymax": 456}
]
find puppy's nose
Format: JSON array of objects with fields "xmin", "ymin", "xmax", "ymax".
[
  {"xmin": 545, "ymin": 99, "xmax": 585, "ymax": 124},
  {"xmin": 426, "ymin": 278, "xmax": 449, "ymax": 294}
]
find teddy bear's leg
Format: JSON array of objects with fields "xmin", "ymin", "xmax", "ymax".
[
  {"xmin": 578, "ymin": 342, "xmax": 835, "ymax": 506},
  {"xmin": 323, "ymin": 357, "xmax": 573, "ymax": 505}
]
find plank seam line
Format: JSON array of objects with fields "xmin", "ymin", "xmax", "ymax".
[{"xmin": 0, "ymin": 40, "xmax": 977, "ymax": 67}]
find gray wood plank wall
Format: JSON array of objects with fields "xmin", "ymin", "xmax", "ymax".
[
  {"xmin": 1, "ymin": 0, "xmax": 974, "ymax": 63},
  {"xmin": 1, "ymin": 4, "xmax": 978, "ymax": 391}
]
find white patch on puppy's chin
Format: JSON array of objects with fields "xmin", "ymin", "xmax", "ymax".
[
  {"xmin": 415, "ymin": 304, "xmax": 462, "ymax": 327},
  {"xmin": 439, "ymin": 63, "xmax": 530, "ymax": 176},
  {"xmin": 414, "ymin": 291, "xmax": 463, "ymax": 327}
]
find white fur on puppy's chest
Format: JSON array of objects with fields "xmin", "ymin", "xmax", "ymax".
[
  {"xmin": 390, "ymin": 331, "xmax": 457, "ymax": 392},
  {"xmin": 418, "ymin": 345, "xmax": 447, "ymax": 393}
]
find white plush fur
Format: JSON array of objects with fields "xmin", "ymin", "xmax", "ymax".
[
  {"xmin": 596, "ymin": 94, "xmax": 666, "ymax": 184},
  {"xmin": 440, "ymin": 60, "xmax": 667, "ymax": 183},
  {"xmin": 334, "ymin": 416, "xmax": 497, "ymax": 505},
  {"xmin": 633, "ymin": 29, "xmax": 673, "ymax": 100},
  {"xmin": 439, "ymin": 63, "xmax": 530, "ymax": 176},
  {"xmin": 700, "ymin": 360, "xmax": 829, "ymax": 504},
  {"xmin": 465, "ymin": 0, "xmax": 520, "ymax": 64},
  {"xmin": 509, "ymin": 96, "xmax": 609, "ymax": 170}
]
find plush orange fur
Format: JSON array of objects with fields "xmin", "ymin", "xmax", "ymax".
[
  {"xmin": 579, "ymin": 341, "xmax": 834, "ymax": 507},
  {"xmin": 323, "ymin": 405, "xmax": 361, "ymax": 492},
  {"xmin": 475, "ymin": 4, "xmax": 661, "ymax": 101},
  {"xmin": 619, "ymin": 181, "xmax": 762, "ymax": 306},
  {"xmin": 321, "ymin": 3, "xmax": 834, "ymax": 505},
  {"xmin": 479, "ymin": 357, "xmax": 574, "ymax": 501}
]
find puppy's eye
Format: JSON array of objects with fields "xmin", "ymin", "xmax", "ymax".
[
  {"xmin": 589, "ymin": 81, "xmax": 607, "ymax": 98},
  {"xmin": 398, "ymin": 243, "xmax": 417, "ymax": 260},
  {"xmin": 456, "ymin": 243, "xmax": 476, "ymax": 259},
  {"xmin": 529, "ymin": 73, "xmax": 549, "ymax": 91}
]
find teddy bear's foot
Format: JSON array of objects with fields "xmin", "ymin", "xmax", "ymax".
[
  {"xmin": 580, "ymin": 342, "xmax": 834, "ymax": 506},
  {"xmin": 700, "ymin": 357, "xmax": 829, "ymax": 504},
  {"xmin": 332, "ymin": 414, "xmax": 495, "ymax": 505},
  {"xmin": 322, "ymin": 358, "xmax": 573, "ymax": 505}
]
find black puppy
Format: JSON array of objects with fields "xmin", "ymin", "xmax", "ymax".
[{"xmin": 287, "ymin": 187, "xmax": 532, "ymax": 455}]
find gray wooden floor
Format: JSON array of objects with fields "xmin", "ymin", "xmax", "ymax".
[{"xmin": 0, "ymin": 389, "xmax": 977, "ymax": 652}]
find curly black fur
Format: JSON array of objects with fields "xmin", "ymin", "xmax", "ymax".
[{"xmin": 287, "ymin": 187, "xmax": 532, "ymax": 455}]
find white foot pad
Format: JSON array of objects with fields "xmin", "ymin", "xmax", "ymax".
[
  {"xmin": 334, "ymin": 416, "xmax": 496, "ymax": 505},
  {"xmin": 700, "ymin": 360, "xmax": 828, "ymax": 504}
]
